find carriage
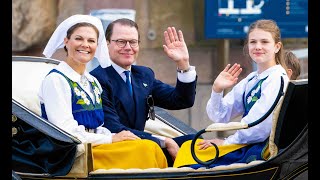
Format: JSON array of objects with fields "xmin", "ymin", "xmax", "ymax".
[{"xmin": 12, "ymin": 56, "xmax": 308, "ymax": 179}]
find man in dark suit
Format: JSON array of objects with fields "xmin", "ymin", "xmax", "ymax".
[{"xmin": 90, "ymin": 18, "xmax": 197, "ymax": 166}]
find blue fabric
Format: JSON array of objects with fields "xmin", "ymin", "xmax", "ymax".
[
  {"xmin": 90, "ymin": 65, "xmax": 197, "ymax": 147},
  {"xmin": 41, "ymin": 69, "xmax": 104, "ymax": 129},
  {"xmin": 124, "ymin": 70, "xmax": 133, "ymax": 96},
  {"xmin": 173, "ymin": 134, "xmax": 197, "ymax": 146},
  {"xmin": 12, "ymin": 116, "xmax": 77, "ymax": 176},
  {"xmin": 189, "ymin": 139, "xmax": 268, "ymax": 169}
]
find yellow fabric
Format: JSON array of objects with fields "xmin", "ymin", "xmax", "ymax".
[
  {"xmin": 262, "ymin": 143, "xmax": 270, "ymax": 160},
  {"xmin": 173, "ymin": 139, "xmax": 247, "ymax": 168},
  {"xmin": 93, "ymin": 139, "xmax": 168, "ymax": 170}
]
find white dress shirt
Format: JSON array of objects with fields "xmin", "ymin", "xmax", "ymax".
[
  {"xmin": 206, "ymin": 65, "xmax": 289, "ymax": 145},
  {"xmin": 38, "ymin": 61, "xmax": 112, "ymax": 146}
]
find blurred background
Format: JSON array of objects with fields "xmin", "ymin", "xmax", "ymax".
[{"xmin": 12, "ymin": 0, "xmax": 308, "ymax": 137}]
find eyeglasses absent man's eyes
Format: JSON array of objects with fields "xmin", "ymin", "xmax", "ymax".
[{"xmin": 111, "ymin": 39, "xmax": 140, "ymax": 48}]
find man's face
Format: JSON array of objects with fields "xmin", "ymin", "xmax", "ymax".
[{"xmin": 108, "ymin": 23, "xmax": 139, "ymax": 70}]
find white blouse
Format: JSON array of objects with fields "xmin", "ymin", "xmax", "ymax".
[
  {"xmin": 38, "ymin": 61, "xmax": 112, "ymax": 146},
  {"xmin": 206, "ymin": 65, "xmax": 289, "ymax": 145}
]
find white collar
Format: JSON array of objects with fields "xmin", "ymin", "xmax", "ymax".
[
  {"xmin": 56, "ymin": 61, "xmax": 94, "ymax": 83},
  {"xmin": 111, "ymin": 61, "xmax": 132, "ymax": 75},
  {"xmin": 254, "ymin": 65, "xmax": 284, "ymax": 80}
]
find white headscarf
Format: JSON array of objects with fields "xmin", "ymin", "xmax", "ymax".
[{"xmin": 43, "ymin": 14, "xmax": 111, "ymax": 68}]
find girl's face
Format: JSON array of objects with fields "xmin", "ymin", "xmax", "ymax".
[
  {"xmin": 248, "ymin": 28, "xmax": 281, "ymax": 69},
  {"xmin": 64, "ymin": 26, "xmax": 98, "ymax": 65}
]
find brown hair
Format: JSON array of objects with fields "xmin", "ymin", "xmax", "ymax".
[
  {"xmin": 64, "ymin": 22, "xmax": 99, "ymax": 52},
  {"xmin": 243, "ymin": 19, "xmax": 286, "ymax": 69},
  {"xmin": 105, "ymin": 18, "xmax": 140, "ymax": 42},
  {"xmin": 284, "ymin": 50, "xmax": 301, "ymax": 80}
]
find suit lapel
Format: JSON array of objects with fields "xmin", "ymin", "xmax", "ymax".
[
  {"xmin": 107, "ymin": 67, "xmax": 136, "ymax": 127},
  {"xmin": 106, "ymin": 66, "xmax": 151, "ymax": 130},
  {"xmin": 130, "ymin": 67, "xmax": 150, "ymax": 129}
]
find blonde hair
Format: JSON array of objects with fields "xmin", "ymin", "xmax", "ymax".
[
  {"xmin": 284, "ymin": 50, "xmax": 301, "ymax": 80},
  {"xmin": 243, "ymin": 19, "xmax": 286, "ymax": 70}
]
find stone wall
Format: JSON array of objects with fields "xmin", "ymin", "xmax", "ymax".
[{"xmin": 12, "ymin": 0, "xmax": 57, "ymax": 51}]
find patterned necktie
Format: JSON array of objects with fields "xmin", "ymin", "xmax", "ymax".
[{"xmin": 124, "ymin": 70, "xmax": 133, "ymax": 96}]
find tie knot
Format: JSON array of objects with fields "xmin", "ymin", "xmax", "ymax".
[{"xmin": 124, "ymin": 70, "xmax": 130, "ymax": 77}]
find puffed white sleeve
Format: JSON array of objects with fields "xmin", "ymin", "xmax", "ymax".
[{"xmin": 206, "ymin": 78, "xmax": 247, "ymax": 123}]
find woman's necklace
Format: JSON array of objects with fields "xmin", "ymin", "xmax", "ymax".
[{"xmin": 80, "ymin": 75, "xmax": 89, "ymax": 88}]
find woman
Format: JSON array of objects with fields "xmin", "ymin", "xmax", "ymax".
[
  {"xmin": 39, "ymin": 14, "xmax": 167, "ymax": 170},
  {"xmin": 174, "ymin": 19, "xmax": 289, "ymax": 168}
]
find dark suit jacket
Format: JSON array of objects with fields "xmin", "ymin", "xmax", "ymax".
[{"xmin": 90, "ymin": 65, "xmax": 197, "ymax": 146}]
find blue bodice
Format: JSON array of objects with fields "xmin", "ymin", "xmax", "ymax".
[
  {"xmin": 242, "ymin": 76, "xmax": 268, "ymax": 117},
  {"xmin": 41, "ymin": 69, "xmax": 104, "ymax": 129}
]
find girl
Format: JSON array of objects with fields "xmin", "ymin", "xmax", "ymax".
[{"xmin": 174, "ymin": 19, "xmax": 289, "ymax": 169}]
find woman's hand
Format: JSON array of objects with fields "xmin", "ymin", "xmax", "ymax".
[
  {"xmin": 197, "ymin": 138, "xmax": 224, "ymax": 150},
  {"xmin": 212, "ymin": 63, "xmax": 242, "ymax": 93},
  {"xmin": 112, "ymin": 130, "xmax": 140, "ymax": 143}
]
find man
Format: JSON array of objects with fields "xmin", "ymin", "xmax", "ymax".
[{"xmin": 90, "ymin": 18, "xmax": 197, "ymax": 165}]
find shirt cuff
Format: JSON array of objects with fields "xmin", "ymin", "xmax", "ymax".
[
  {"xmin": 223, "ymin": 133, "xmax": 239, "ymax": 145},
  {"xmin": 152, "ymin": 135, "xmax": 166, "ymax": 148},
  {"xmin": 177, "ymin": 66, "xmax": 196, "ymax": 83}
]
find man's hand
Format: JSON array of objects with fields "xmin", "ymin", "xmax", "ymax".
[
  {"xmin": 163, "ymin": 27, "xmax": 190, "ymax": 70},
  {"xmin": 165, "ymin": 137, "xmax": 180, "ymax": 161}
]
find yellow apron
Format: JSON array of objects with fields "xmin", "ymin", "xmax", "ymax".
[
  {"xmin": 174, "ymin": 139, "xmax": 270, "ymax": 168},
  {"xmin": 174, "ymin": 139, "xmax": 247, "ymax": 168},
  {"xmin": 93, "ymin": 139, "xmax": 168, "ymax": 170}
]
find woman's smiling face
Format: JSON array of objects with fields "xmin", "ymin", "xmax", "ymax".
[{"xmin": 64, "ymin": 26, "xmax": 98, "ymax": 65}]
